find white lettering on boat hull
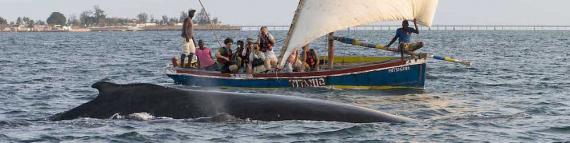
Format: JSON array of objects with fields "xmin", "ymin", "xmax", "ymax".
[
  {"xmin": 231, "ymin": 74, "xmax": 254, "ymax": 79},
  {"xmin": 388, "ymin": 66, "xmax": 411, "ymax": 73},
  {"xmin": 289, "ymin": 78, "xmax": 326, "ymax": 88}
]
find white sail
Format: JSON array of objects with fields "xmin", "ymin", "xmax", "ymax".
[{"xmin": 277, "ymin": 0, "xmax": 439, "ymax": 68}]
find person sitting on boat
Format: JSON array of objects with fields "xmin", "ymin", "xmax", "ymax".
[
  {"xmin": 385, "ymin": 19, "xmax": 424, "ymax": 60},
  {"xmin": 304, "ymin": 49, "xmax": 320, "ymax": 72},
  {"xmin": 216, "ymin": 38, "xmax": 238, "ymax": 73},
  {"xmin": 256, "ymin": 26, "xmax": 277, "ymax": 67},
  {"xmin": 300, "ymin": 45, "xmax": 320, "ymax": 72},
  {"xmin": 248, "ymin": 43, "xmax": 271, "ymax": 74},
  {"xmin": 284, "ymin": 49, "xmax": 304, "ymax": 73},
  {"xmin": 234, "ymin": 40, "xmax": 246, "ymax": 73},
  {"xmin": 239, "ymin": 38, "xmax": 254, "ymax": 73},
  {"xmin": 180, "ymin": 9, "xmax": 197, "ymax": 68},
  {"xmin": 195, "ymin": 40, "xmax": 217, "ymax": 70}
]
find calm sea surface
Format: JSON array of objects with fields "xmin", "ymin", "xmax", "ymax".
[{"xmin": 0, "ymin": 30, "xmax": 569, "ymax": 142}]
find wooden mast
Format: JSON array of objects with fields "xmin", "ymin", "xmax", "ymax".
[
  {"xmin": 277, "ymin": 0, "xmax": 306, "ymax": 68},
  {"xmin": 328, "ymin": 32, "xmax": 335, "ymax": 70}
]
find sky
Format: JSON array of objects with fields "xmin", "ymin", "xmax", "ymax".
[{"xmin": 1, "ymin": 0, "xmax": 570, "ymax": 25}]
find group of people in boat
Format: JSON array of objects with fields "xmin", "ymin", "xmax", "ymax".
[
  {"xmin": 176, "ymin": 9, "xmax": 319, "ymax": 74},
  {"xmin": 178, "ymin": 28, "xmax": 320, "ymax": 74},
  {"xmin": 176, "ymin": 10, "xmax": 421, "ymax": 74},
  {"xmin": 213, "ymin": 26, "xmax": 280, "ymax": 74},
  {"xmin": 176, "ymin": 32, "xmax": 320, "ymax": 74}
]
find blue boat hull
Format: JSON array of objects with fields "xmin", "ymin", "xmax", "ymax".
[{"xmin": 167, "ymin": 59, "xmax": 426, "ymax": 89}]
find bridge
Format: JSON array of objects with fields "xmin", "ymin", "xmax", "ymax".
[{"xmin": 238, "ymin": 25, "xmax": 570, "ymax": 31}]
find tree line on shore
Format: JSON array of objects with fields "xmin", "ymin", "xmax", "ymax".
[{"xmin": 0, "ymin": 6, "xmax": 221, "ymax": 29}]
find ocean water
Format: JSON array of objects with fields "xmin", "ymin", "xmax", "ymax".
[{"xmin": 0, "ymin": 30, "xmax": 569, "ymax": 142}]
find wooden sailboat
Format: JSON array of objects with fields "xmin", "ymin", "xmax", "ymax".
[{"xmin": 167, "ymin": 0, "xmax": 439, "ymax": 89}]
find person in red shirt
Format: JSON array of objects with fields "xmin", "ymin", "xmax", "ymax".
[{"xmin": 195, "ymin": 40, "xmax": 217, "ymax": 70}]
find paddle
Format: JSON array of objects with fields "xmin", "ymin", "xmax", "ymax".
[
  {"xmin": 430, "ymin": 55, "xmax": 471, "ymax": 66},
  {"xmin": 332, "ymin": 36, "xmax": 471, "ymax": 66}
]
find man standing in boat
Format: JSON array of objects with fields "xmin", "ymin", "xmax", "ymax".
[
  {"xmin": 386, "ymin": 19, "xmax": 424, "ymax": 60},
  {"xmin": 257, "ymin": 26, "xmax": 277, "ymax": 67},
  {"xmin": 180, "ymin": 10, "xmax": 197, "ymax": 68}
]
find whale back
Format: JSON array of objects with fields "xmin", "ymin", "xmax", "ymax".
[
  {"xmin": 52, "ymin": 82, "xmax": 224, "ymax": 120},
  {"xmin": 52, "ymin": 82, "xmax": 411, "ymax": 123}
]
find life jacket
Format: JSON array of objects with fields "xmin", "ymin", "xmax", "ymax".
[
  {"xmin": 238, "ymin": 47, "xmax": 251, "ymax": 65},
  {"xmin": 217, "ymin": 47, "xmax": 233, "ymax": 65},
  {"xmin": 259, "ymin": 35, "xmax": 273, "ymax": 52},
  {"xmin": 307, "ymin": 57, "xmax": 316, "ymax": 66},
  {"xmin": 306, "ymin": 53, "xmax": 317, "ymax": 68}
]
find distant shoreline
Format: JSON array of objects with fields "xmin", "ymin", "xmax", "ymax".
[
  {"xmin": 2, "ymin": 25, "xmax": 570, "ymax": 32},
  {"xmin": 0, "ymin": 25, "xmax": 241, "ymax": 33}
]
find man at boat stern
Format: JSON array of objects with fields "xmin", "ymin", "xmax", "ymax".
[
  {"xmin": 180, "ymin": 9, "xmax": 197, "ymax": 68},
  {"xmin": 386, "ymin": 19, "xmax": 424, "ymax": 60}
]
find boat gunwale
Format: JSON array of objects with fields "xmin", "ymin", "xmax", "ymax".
[{"xmin": 168, "ymin": 58, "xmax": 426, "ymax": 80}]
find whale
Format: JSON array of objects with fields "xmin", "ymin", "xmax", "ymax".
[{"xmin": 50, "ymin": 82, "xmax": 412, "ymax": 123}]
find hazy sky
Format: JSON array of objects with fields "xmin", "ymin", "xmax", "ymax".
[{"xmin": 1, "ymin": 0, "xmax": 569, "ymax": 25}]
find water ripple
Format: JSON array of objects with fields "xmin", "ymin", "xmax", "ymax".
[{"xmin": 0, "ymin": 31, "xmax": 569, "ymax": 142}]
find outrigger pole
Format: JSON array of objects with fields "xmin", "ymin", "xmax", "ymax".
[{"xmin": 333, "ymin": 36, "xmax": 471, "ymax": 66}]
